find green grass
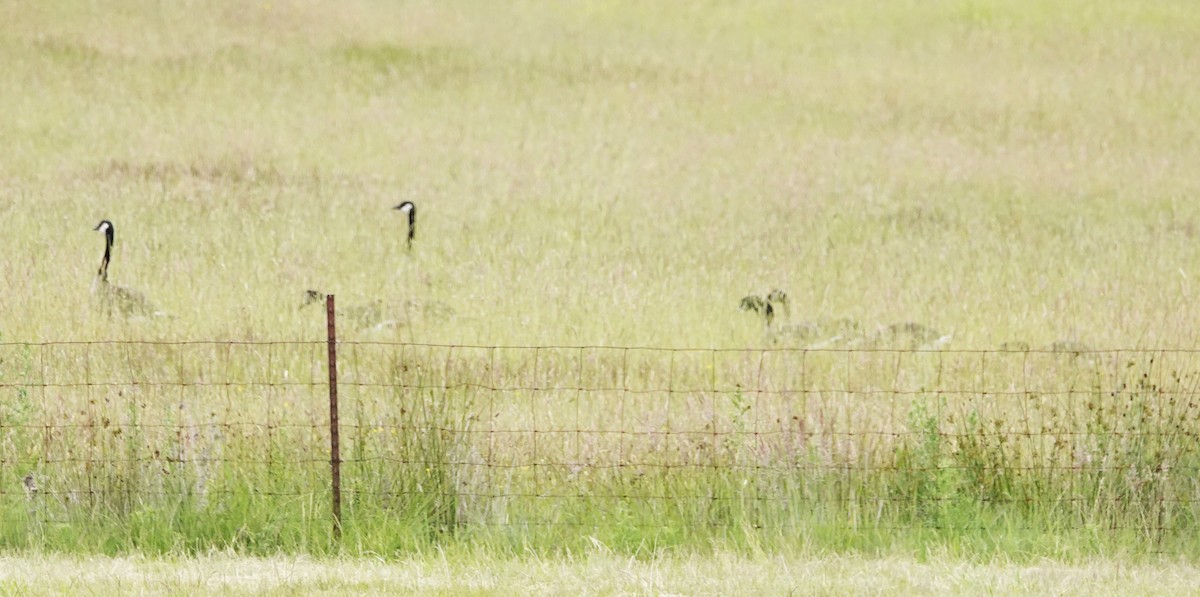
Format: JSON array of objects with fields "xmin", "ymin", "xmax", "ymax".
[{"xmin": 2, "ymin": 0, "xmax": 1200, "ymax": 561}]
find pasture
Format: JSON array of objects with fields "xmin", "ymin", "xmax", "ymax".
[
  {"xmin": 4, "ymin": 551, "xmax": 1200, "ymax": 596},
  {"xmin": 3, "ymin": 0, "xmax": 1200, "ymax": 584}
]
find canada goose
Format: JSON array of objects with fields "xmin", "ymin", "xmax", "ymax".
[
  {"xmin": 741, "ymin": 290, "xmax": 791, "ymax": 324},
  {"xmin": 739, "ymin": 295, "xmax": 772, "ymax": 323},
  {"xmin": 998, "ymin": 341, "xmax": 1088, "ymax": 355},
  {"xmin": 765, "ymin": 288, "xmax": 790, "ymax": 319},
  {"xmin": 393, "ymin": 201, "xmax": 415, "ymax": 249},
  {"xmin": 301, "ymin": 290, "xmax": 454, "ymax": 331},
  {"xmin": 301, "ymin": 289, "xmax": 396, "ymax": 331},
  {"xmin": 302, "ymin": 289, "xmax": 323, "ymax": 307},
  {"xmin": 92, "ymin": 220, "xmax": 160, "ymax": 317},
  {"xmin": 1044, "ymin": 340, "xmax": 1093, "ymax": 362},
  {"xmin": 739, "ymin": 292, "xmax": 818, "ymax": 343},
  {"xmin": 861, "ymin": 322, "xmax": 951, "ymax": 350},
  {"xmin": 1046, "ymin": 340, "xmax": 1090, "ymax": 354},
  {"xmin": 999, "ymin": 341, "xmax": 1032, "ymax": 352},
  {"xmin": 743, "ymin": 291, "xmax": 798, "ymax": 335}
]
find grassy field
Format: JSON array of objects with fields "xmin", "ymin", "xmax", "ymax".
[
  {"xmin": 3, "ymin": 551, "xmax": 1200, "ymax": 596},
  {"xmin": 2, "ymin": 0, "xmax": 1199, "ymax": 347},
  {"xmin": 3, "ymin": 0, "xmax": 1200, "ymax": 569}
]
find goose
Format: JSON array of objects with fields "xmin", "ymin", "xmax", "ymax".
[
  {"xmin": 393, "ymin": 201, "xmax": 416, "ymax": 250},
  {"xmin": 23, "ymin": 473, "xmax": 36, "ymax": 500},
  {"xmin": 765, "ymin": 288, "xmax": 790, "ymax": 319},
  {"xmin": 739, "ymin": 290, "xmax": 865, "ymax": 347},
  {"xmin": 92, "ymin": 220, "xmax": 160, "ymax": 318},
  {"xmin": 301, "ymin": 289, "xmax": 398, "ymax": 331},
  {"xmin": 999, "ymin": 341, "xmax": 1032, "ymax": 352},
  {"xmin": 1044, "ymin": 340, "xmax": 1092, "ymax": 361},
  {"xmin": 739, "ymin": 295, "xmax": 772, "ymax": 324},
  {"xmin": 301, "ymin": 290, "xmax": 454, "ymax": 331},
  {"xmin": 860, "ymin": 321, "xmax": 952, "ymax": 350},
  {"xmin": 739, "ymin": 292, "xmax": 816, "ymax": 343},
  {"xmin": 1046, "ymin": 340, "xmax": 1090, "ymax": 354}
]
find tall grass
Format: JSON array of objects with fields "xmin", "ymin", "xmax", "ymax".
[
  {"xmin": 2, "ymin": 0, "xmax": 1200, "ymax": 558},
  {"xmin": 4, "ymin": 342, "xmax": 1200, "ymax": 558}
]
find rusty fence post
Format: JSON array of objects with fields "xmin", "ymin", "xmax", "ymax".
[{"xmin": 326, "ymin": 294, "xmax": 343, "ymax": 540}]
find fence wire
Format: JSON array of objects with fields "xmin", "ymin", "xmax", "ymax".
[{"xmin": 2, "ymin": 340, "xmax": 1199, "ymax": 537}]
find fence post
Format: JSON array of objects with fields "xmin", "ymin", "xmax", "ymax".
[{"xmin": 326, "ymin": 294, "xmax": 343, "ymax": 540}]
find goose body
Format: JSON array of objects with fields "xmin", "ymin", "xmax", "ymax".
[
  {"xmin": 747, "ymin": 289, "xmax": 869, "ymax": 346},
  {"xmin": 856, "ymin": 321, "xmax": 950, "ymax": 350},
  {"xmin": 302, "ymin": 290, "xmax": 399, "ymax": 331},
  {"xmin": 301, "ymin": 289, "xmax": 453, "ymax": 332}
]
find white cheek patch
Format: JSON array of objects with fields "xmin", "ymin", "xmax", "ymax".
[
  {"xmin": 398, "ymin": 203, "xmax": 413, "ymax": 213},
  {"xmin": 97, "ymin": 222, "xmax": 110, "ymax": 233}
]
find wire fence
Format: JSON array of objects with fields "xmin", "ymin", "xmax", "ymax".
[{"xmin": 3, "ymin": 299, "xmax": 1200, "ymax": 543}]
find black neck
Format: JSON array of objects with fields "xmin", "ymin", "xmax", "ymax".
[
  {"xmin": 407, "ymin": 208, "xmax": 416, "ymax": 245},
  {"xmin": 98, "ymin": 229, "xmax": 113, "ymax": 280}
]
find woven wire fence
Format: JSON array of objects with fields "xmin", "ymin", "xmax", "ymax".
[{"xmin": 2, "ymin": 335, "xmax": 1200, "ymax": 538}]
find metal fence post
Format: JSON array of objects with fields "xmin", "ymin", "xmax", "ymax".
[{"xmin": 326, "ymin": 294, "xmax": 342, "ymax": 540}]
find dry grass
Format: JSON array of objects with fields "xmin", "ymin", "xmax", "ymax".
[
  {"xmin": 1, "ymin": 0, "xmax": 1199, "ymax": 348},
  {"xmin": 2, "ymin": 551, "xmax": 1200, "ymax": 596},
  {"xmin": 3, "ymin": 0, "xmax": 1200, "ymax": 561}
]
